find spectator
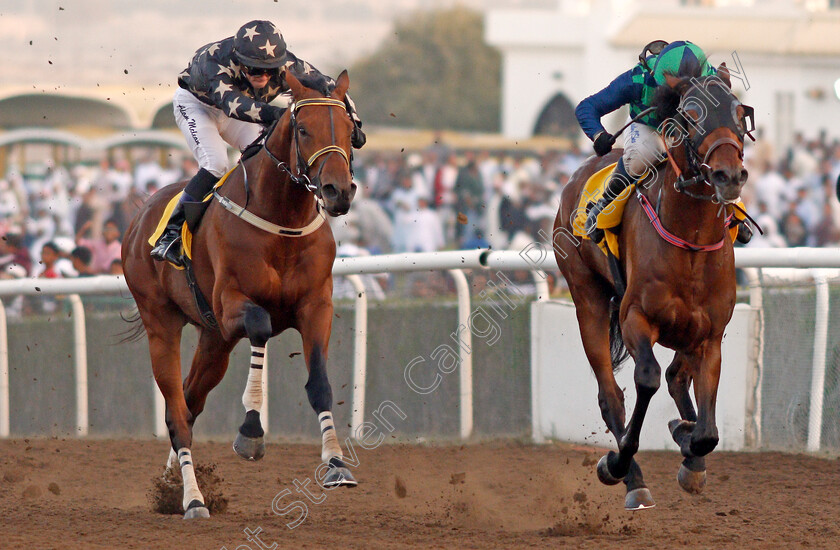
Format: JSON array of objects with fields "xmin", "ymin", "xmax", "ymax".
[
  {"xmin": 76, "ymin": 218, "xmax": 123, "ymax": 274},
  {"xmin": 70, "ymin": 246, "xmax": 97, "ymax": 277}
]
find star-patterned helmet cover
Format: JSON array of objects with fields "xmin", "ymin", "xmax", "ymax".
[{"xmin": 233, "ymin": 20, "xmax": 287, "ymax": 69}]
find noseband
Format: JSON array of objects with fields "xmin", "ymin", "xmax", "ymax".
[{"xmin": 262, "ymin": 97, "xmax": 351, "ymax": 195}]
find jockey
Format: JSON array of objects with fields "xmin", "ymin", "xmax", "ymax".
[
  {"xmin": 152, "ymin": 20, "xmax": 366, "ymax": 265},
  {"xmin": 576, "ymin": 40, "xmax": 750, "ymax": 243}
]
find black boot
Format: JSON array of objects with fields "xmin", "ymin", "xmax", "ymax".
[
  {"xmin": 150, "ymin": 198, "xmax": 187, "ymax": 266},
  {"xmin": 585, "ymin": 158, "xmax": 632, "ymax": 242},
  {"xmin": 736, "ymin": 221, "xmax": 753, "ymax": 244}
]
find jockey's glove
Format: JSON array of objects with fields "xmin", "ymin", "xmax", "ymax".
[
  {"xmin": 593, "ymin": 131, "xmax": 616, "ymax": 156},
  {"xmin": 351, "ymin": 121, "xmax": 366, "ymax": 149}
]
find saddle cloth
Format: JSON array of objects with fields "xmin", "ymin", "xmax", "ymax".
[
  {"xmin": 147, "ymin": 167, "xmax": 236, "ymax": 264},
  {"xmin": 572, "ymin": 162, "xmax": 636, "ymax": 258},
  {"xmin": 572, "ymin": 163, "xmax": 745, "ymax": 258}
]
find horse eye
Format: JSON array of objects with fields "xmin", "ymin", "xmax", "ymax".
[{"xmin": 298, "ymin": 126, "xmax": 307, "ymax": 137}]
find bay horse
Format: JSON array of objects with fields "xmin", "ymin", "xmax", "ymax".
[
  {"xmin": 553, "ymin": 67, "xmax": 753, "ymax": 510},
  {"xmin": 121, "ymin": 70, "xmax": 358, "ymax": 519}
]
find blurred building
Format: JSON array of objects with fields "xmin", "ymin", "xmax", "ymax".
[{"xmin": 486, "ymin": 0, "xmax": 840, "ymax": 150}]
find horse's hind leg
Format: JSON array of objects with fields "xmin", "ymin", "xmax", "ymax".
[
  {"xmin": 183, "ymin": 327, "xmax": 236, "ymax": 444},
  {"xmin": 666, "ymin": 352, "xmax": 707, "ymax": 494},
  {"xmin": 143, "ymin": 308, "xmax": 210, "ymax": 519},
  {"xmin": 570, "ymin": 281, "xmax": 652, "ymax": 510},
  {"xmin": 670, "ymin": 340, "xmax": 722, "ymax": 459},
  {"xmin": 298, "ymin": 299, "xmax": 357, "ymax": 488}
]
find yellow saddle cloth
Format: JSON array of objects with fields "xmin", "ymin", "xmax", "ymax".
[
  {"xmin": 572, "ymin": 163, "xmax": 636, "ymax": 258},
  {"xmin": 572, "ymin": 163, "xmax": 745, "ymax": 258},
  {"xmin": 147, "ymin": 168, "xmax": 235, "ymax": 266}
]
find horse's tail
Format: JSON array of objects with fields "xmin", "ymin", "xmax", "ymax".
[
  {"xmin": 609, "ymin": 299, "xmax": 631, "ymax": 371},
  {"xmin": 117, "ymin": 308, "xmax": 147, "ymax": 343}
]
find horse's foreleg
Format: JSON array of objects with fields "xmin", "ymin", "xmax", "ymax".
[
  {"xmin": 571, "ymin": 287, "xmax": 649, "ymax": 506},
  {"xmin": 666, "ymin": 353, "xmax": 707, "ymax": 494},
  {"xmin": 232, "ymin": 303, "xmax": 272, "ymax": 461},
  {"xmin": 298, "ymin": 300, "xmax": 357, "ymax": 488},
  {"xmin": 606, "ymin": 306, "xmax": 660, "ymax": 510},
  {"xmin": 689, "ymin": 340, "xmax": 721, "ymax": 457}
]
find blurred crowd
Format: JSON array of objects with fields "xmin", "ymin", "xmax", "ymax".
[{"xmin": 2, "ymin": 132, "xmax": 840, "ymax": 292}]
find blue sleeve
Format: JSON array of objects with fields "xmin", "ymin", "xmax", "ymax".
[{"xmin": 575, "ymin": 69, "xmax": 641, "ymax": 141}]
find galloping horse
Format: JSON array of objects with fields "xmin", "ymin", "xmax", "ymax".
[
  {"xmin": 554, "ymin": 67, "xmax": 752, "ymax": 510},
  {"xmin": 121, "ymin": 71, "xmax": 358, "ymax": 519}
]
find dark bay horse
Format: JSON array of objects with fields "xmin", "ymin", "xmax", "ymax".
[
  {"xmin": 121, "ymin": 71, "xmax": 358, "ymax": 519},
  {"xmin": 554, "ymin": 68, "xmax": 752, "ymax": 510}
]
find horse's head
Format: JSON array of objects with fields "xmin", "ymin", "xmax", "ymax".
[
  {"xmin": 282, "ymin": 70, "xmax": 356, "ymax": 216},
  {"xmin": 658, "ymin": 67, "xmax": 755, "ymax": 203}
]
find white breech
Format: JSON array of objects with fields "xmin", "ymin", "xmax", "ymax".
[{"xmin": 173, "ymin": 87, "xmax": 262, "ymax": 178}]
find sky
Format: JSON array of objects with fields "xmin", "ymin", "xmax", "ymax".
[{"xmin": 1, "ymin": 0, "xmax": 553, "ymax": 90}]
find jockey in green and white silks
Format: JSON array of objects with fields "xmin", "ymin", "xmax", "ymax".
[{"xmin": 575, "ymin": 40, "xmax": 716, "ymax": 240}]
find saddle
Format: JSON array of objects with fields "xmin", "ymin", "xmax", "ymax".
[
  {"xmin": 146, "ymin": 168, "xmax": 237, "ymax": 329},
  {"xmin": 572, "ymin": 163, "xmax": 637, "ymax": 258},
  {"xmin": 573, "ymin": 163, "xmax": 746, "ymax": 259}
]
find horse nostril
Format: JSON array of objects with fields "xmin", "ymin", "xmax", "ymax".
[
  {"xmin": 712, "ymin": 170, "xmax": 729, "ymax": 186},
  {"xmin": 349, "ymin": 182, "xmax": 357, "ymax": 200},
  {"xmin": 739, "ymin": 169, "xmax": 749, "ymax": 184},
  {"xmin": 322, "ymin": 184, "xmax": 339, "ymax": 202}
]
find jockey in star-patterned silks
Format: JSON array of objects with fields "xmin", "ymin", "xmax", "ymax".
[
  {"xmin": 574, "ymin": 40, "xmax": 753, "ymax": 244},
  {"xmin": 152, "ymin": 19, "xmax": 365, "ymax": 265}
]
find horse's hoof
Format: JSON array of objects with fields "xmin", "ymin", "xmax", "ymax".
[
  {"xmin": 677, "ymin": 463, "xmax": 707, "ymax": 494},
  {"xmin": 183, "ymin": 500, "xmax": 210, "ymax": 519},
  {"xmin": 322, "ymin": 467, "xmax": 358, "ymax": 488},
  {"xmin": 624, "ymin": 488, "xmax": 656, "ymax": 511},
  {"xmin": 596, "ymin": 454, "xmax": 622, "ymax": 486},
  {"xmin": 668, "ymin": 419, "xmax": 695, "ymax": 441},
  {"xmin": 233, "ymin": 432, "xmax": 265, "ymax": 461}
]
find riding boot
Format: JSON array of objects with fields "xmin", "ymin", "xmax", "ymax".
[
  {"xmin": 150, "ymin": 196, "xmax": 190, "ymax": 266},
  {"xmin": 585, "ymin": 158, "xmax": 633, "ymax": 242},
  {"xmin": 735, "ymin": 221, "xmax": 753, "ymax": 244},
  {"xmin": 150, "ymin": 168, "xmax": 219, "ymax": 265}
]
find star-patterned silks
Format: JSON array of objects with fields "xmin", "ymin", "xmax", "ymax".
[
  {"xmin": 176, "ymin": 29, "xmax": 357, "ymax": 129},
  {"xmin": 214, "ymin": 81, "xmax": 233, "ymax": 99},
  {"xmin": 242, "ymin": 25, "xmax": 259, "ymax": 41},
  {"xmin": 227, "ymin": 97, "xmax": 242, "ymax": 115},
  {"xmin": 244, "ymin": 104, "xmax": 262, "ymax": 121},
  {"xmin": 259, "ymin": 39, "xmax": 277, "ymax": 58},
  {"xmin": 227, "ymin": 59, "xmax": 241, "ymax": 79}
]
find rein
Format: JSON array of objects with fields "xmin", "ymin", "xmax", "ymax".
[{"xmin": 212, "ymin": 97, "xmax": 350, "ymax": 237}]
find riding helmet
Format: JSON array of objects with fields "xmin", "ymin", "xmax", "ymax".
[
  {"xmin": 233, "ymin": 20, "xmax": 287, "ymax": 69},
  {"xmin": 651, "ymin": 40, "xmax": 712, "ymax": 85}
]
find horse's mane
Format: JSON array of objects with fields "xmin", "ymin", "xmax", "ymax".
[{"xmin": 651, "ymin": 74, "xmax": 720, "ymax": 124}]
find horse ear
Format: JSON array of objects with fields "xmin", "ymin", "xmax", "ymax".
[
  {"xmin": 284, "ymin": 71, "xmax": 304, "ymax": 99},
  {"xmin": 334, "ymin": 69, "xmax": 350, "ymax": 99},
  {"xmin": 663, "ymin": 73, "xmax": 682, "ymax": 90},
  {"xmin": 716, "ymin": 62, "xmax": 732, "ymax": 88}
]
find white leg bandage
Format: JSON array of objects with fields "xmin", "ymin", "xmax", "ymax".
[
  {"xmin": 178, "ymin": 448, "xmax": 205, "ymax": 510},
  {"xmin": 242, "ymin": 346, "xmax": 265, "ymax": 412},
  {"xmin": 319, "ymin": 411, "xmax": 343, "ymax": 463}
]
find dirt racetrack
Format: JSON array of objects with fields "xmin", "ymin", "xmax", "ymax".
[{"xmin": 0, "ymin": 438, "xmax": 838, "ymax": 549}]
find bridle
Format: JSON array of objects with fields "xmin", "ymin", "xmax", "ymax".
[
  {"xmin": 665, "ymin": 77, "xmax": 755, "ymax": 204},
  {"xmin": 262, "ymin": 97, "xmax": 352, "ymax": 196},
  {"xmin": 212, "ymin": 96, "xmax": 352, "ymax": 238},
  {"xmin": 636, "ymin": 76, "xmax": 757, "ymax": 251}
]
